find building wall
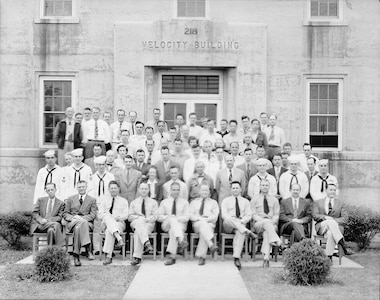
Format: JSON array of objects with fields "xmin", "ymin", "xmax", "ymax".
[{"xmin": 0, "ymin": 0, "xmax": 379, "ymax": 212}]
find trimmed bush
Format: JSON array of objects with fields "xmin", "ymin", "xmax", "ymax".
[
  {"xmin": 283, "ymin": 239, "xmax": 331, "ymax": 286},
  {"xmin": 343, "ymin": 205, "xmax": 380, "ymax": 250},
  {"xmin": 0, "ymin": 212, "xmax": 32, "ymax": 248},
  {"xmin": 34, "ymin": 247, "xmax": 72, "ymax": 282}
]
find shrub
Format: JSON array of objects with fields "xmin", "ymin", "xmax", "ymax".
[
  {"xmin": 283, "ymin": 239, "xmax": 331, "ymax": 286},
  {"xmin": 343, "ymin": 205, "xmax": 380, "ymax": 250},
  {"xmin": 0, "ymin": 212, "xmax": 32, "ymax": 248},
  {"xmin": 34, "ymin": 247, "xmax": 72, "ymax": 282}
]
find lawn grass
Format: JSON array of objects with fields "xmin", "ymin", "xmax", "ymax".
[
  {"xmin": 0, "ymin": 236, "xmax": 32, "ymax": 265},
  {"xmin": 240, "ymin": 250, "xmax": 380, "ymax": 300}
]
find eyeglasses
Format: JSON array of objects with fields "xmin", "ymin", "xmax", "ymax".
[{"xmin": 46, "ymin": 157, "xmax": 55, "ymax": 159}]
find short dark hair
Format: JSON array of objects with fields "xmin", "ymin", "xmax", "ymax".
[
  {"xmin": 135, "ymin": 121, "xmax": 144, "ymax": 127},
  {"xmin": 125, "ymin": 155, "xmax": 133, "ymax": 160},
  {"xmin": 283, "ymin": 142, "xmax": 292, "ymax": 148},
  {"xmin": 83, "ymin": 107, "xmax": 91, "ymax": 112},
  {"xmin": 176, "ymin": 113, "xmax": 184, "ymax": 119},
  {"xmin": 244, "ymin": 148, "xmax": 253, "ymax": 154},
  {"xmin": 241, "ymin": 115, "xmax": 249, "ymax": 121},
  {"xmin": 230, "ymin": 181, "xmax": 241, "ymax": 187},
  {"xmin": 93, "ymin": 143, "xmax": 102, "ymax": 149},
  {"xmin": 174, "ymin": 138, "xmax": 182, "ymax": 143},
  {"xmin": 136, "ymin": 149, "xmax": 145, "ymax": 154},
  {"xmin": 117, "ymin": 145, "xmax": 126, "ymax": 152},
  {"xmin": 273, "ymin": 153, "xmax": 283, "ymax": 159},
  {"xmin": 220, "ymin": 119, "xmax": 228, "ymax": 124},
  {"xmin": 229, "ymin": 119, "xmax": 238, "ymax": 126},
  {"xmin": 75, "ymin": 112, "xmax": 82, "ymax": 117},
  {"xmin": 145, "ymin": 126, "xmax": 154, "ymax": 132},
  {"xmin": 77, "ymin": 180, "xmax": 87, "ymax": 185},
  {"xmin": 109, "ymin": 180, "xmax": 120, "ymax": 188},
  {"xmin": 120, "ymin": 129, "xmax": 130, "ymax": 135},
  {"xmin": 307, "ymin": 157, "xmax": 317, "ymax": 163},
  {"xmin": 303, "ymin": 143, "xmax": 311, "ymax": 148},
  {"xmin": 160, "ymin": 146, "xmax": 170, "ymax": 152}
]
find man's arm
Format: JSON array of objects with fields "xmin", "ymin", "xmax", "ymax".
[
  {"xmin": 49, "ymin": 201, "xmax": 64, "ymax": 223},
  {"xmin": 32, "ymin": 199, "xmax": 44, "ymax": 224},
  {"xmin": 279, "ymin": 200, "xmax": 293, "ymax": 223}
]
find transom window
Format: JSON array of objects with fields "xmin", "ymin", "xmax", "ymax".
[
  {"xmin": 177, "ymin": 0, "xmax": 206, "ymax": 18},
  {"xmin": 310, "ymin": 0, "xmax": 338, "ymax": 17},
  {"xmin": 162, "ymin": 75, "xmax": 219, "ymax": 94},
  {"xmin": 43, "ymin": 0, "xmax": 73, "ymax": 17}
]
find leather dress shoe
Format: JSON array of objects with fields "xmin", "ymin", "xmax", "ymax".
[
  {"xmin": 130, "ymin": 257, "xmax": 141, "ymax": 266},
  {"xmin": 143, "ymin": 242, "xmax": 154, "ymax": 254},
  {"xmin": 198, "ymin": 257, "xmax": 206, "ymax": 266},
  {"xmin": 234, "ymin": 258, "xmax": 242, "ymax": 270},
  {"xmin": 209, "ymin": 245, "xmax": 218, "ymax": 256},
  {"xmin": 74, "ymin": 256, "xmax": 81, "ymax": 267},
  {"xmin": 262, "ymin": 259, "xmax": 269, "ymax": 268},
  {"xmin": 103, "ymin": 257, "xmax": 112, "ymax": 265},
  {"xmin": 117, "ymin": 239, "xmax": 125, "ymax": 247},
  {"xmin": 344, "ymin": 248, "xmax": 355, "ymax": 256},
  {"xmin": 87, "ymin": 252, "xmax": 95, "ymax": 260},
  {"xmin": 94, "ymin": 251, "xmax": 100, "ymax": 256},
  {"xmin": 178, "ymin": 240, "xmax": 188, "ymax": 253},
  {"xmin": 164, "ymin": 258, "xmax": 176, "ymax": 266}
]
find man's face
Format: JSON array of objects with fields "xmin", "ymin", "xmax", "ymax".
[
  {"xmin": 244, "ymin": 135, "xmax": 253, "ymax": 144},
  {"xmin": 256, "ymin": 148, "xmax": 266, "ymax": 158},
  {"xmin": 136, "ymin": 152, "xmax": 145, "ymax": 163},
  {"xmin": 118, "ymin": 147, "xmax": 127, "ymax": 157},
  {"xmin": 230, "ymin": 143, "xmax": 239, "ymax": 155},
  {"xmin": 307, "ymin": 159, "xmax": 315, "ymax": 172},
  {"xmin": 169, "ymin": 129, "xmax": 177, "ymax": 140},
  {"xmin": 289, "ymin": 161, "xmax": 298, "ymax": 173},
  {"xmin": 257, "ymin": 162, "xmax": 267, "ymax": 173},
  {"xmin": 244, "ymin": 150, "xmax": 253, "ymax": 162},
  {"xmin": 291, "ymin": 184, "xmax": 301, "ymax": 198},
  {"xmin": 207, "ymin": 121, "xmax": 215, "ymax": 132},
  {"xmin": 64, "ymin": 155, "xmax": 73, "ymax": 166},
  {"xmin": 45, "ymin": 155, "xmax": 56, "ymax": 166},
  {"xmin": 109, "ymin": 184, "xmax": 119, "ymax": 197},
  {"xmin": 121, "ymin": 131, "xmax": 130, "ymax": 142},
  {"xmin": 326, "ymin": 185, "xmax": 337, "ymax": 198},
  {"xmin": 189, "ymin": 139, "xmax": 197, "ymax": 147},
  {"xmin": 106, "ymin": 152, "xmax": 115, "ymax": 163},
  {"xmin": 192, "ymin": 147, "xmax": 201, "ymax": 158},
  {"xmin": 303, "ymin": 145, "xmax": 312, "ymax": 157},
  {"xmin": 93, "ymin": 146, "xmax": 102, "ymax": 157},
  {"xmin": 269, "ymin": 116, "xmax": 276, "ymax": 126},
  {"xmin": 66, "ymin": 107, "xmax": 74, "ymax": 119},
  {"xmin": 176, "ymin": 116, "xmax": 184, "ymax": 126},
  {"xmin": 148, "ymin": 168, "xmax": 157, "ymax": 178},
  {"xmin": 229, "ymin": 122, "xmax": 237, "ymax": 133},
  {"xmin": 96, "ymin": 162, "xmax": 106, "ymax": 173},
  {"xmin": 139, "ymin": 183, "xmax": 149, "ymax": 197},
  {"xmin": 136, "ymin": 123, "xmax": 144, "ymax": 135},
  {"xmin": 319, "ymin": 163, "xmax": 328, "ymax": 174},
  {"xmin": 174, "ymin": 141, "xmax": 182, "ymax": 152},
  {"xmin": 242, "ymin": 118, "xmax": 249, "ymax": 128},
  {"xmin": 146, "ymin": 128, "xmax": 154, "ymax": 139},
  {"xmin": 45, "ymin": 184, "xmax": 56, "ymax": 198},
  {"xmin": 160, "ymin": 138, "xmax": 168, "ymax": 147},
  {"xmin": 117, "ymin": 111, "xmax": 125, "ymax": 122},
  {"xmin": 92, "ymin": 109, "xmax": 100, "ymax": 120},
  {"xmin": 157, "ymin": 122, "xmax": 165, "ymax": 132},
  {"xmin": 225, "ymin": 155, "xmax": 234, "ymax": 169},
  {"xmin": 170, "ymin": 184, "xmax": 180, "ymax": 199},
  {"xmin": 153, "ymin": 110, "xmax": 160, "ymax": 120},
  {"xmin": 181, "ymin": 126, "xmax": 189, "ymax": 138},
  {"xmin": 220, "ymin": 121, "xmax": 228, "ymax": 131},
  {"xmin": 170, "ymin": 168, "xmax": 179, "ymax": 180},
  {"xmin": 199, "ymin": 185, "xmax": 210, "ymax": 199},
  {"xmin": 129, "ymin": 112, "xmax": 137, "ymax": 123},
  {"xmin": 83, "ymin": 110, "xmax": 91, "ymax": 121},
  {"xmin": 260, "ymin": 181, "xmax": 270, "ymax": 194},
  {"xmin": 282, "ymin": 155, "xmax": 289, "ymax": 167},
  {"xmin": 272, "ymin": 156, "xmax": 282, "ymax": 167},
  {"xmin": 203, "ymin": 142, "xmax": 212, "ymax": 154},
  {"xmin": 73, "ymin": 154, "xmax": 83, "ymax": 164},
  {"xmin": 260, "ymin": 114, "xmax": 268, "ymax": 125},
  {"xmin": 125, "ymin": 158, "xmax": 133, "ymax": 169},
  {"xmin": 146, "ymin": 140, "xmax": 155, "ymax": 152},
  {"xmin": 77, "ymin": 182, "xmax": 87, "ymax": 195},
  {"xmin": 283, "ymin": 145, "xmax": 292, "ymax": 155},
  {"xmin": 201, "ymin": 119, "xmax": 208, "ymax": 128},
  {"xmin": 195, "ymin": 163, "xmax": 205, "ymax": 175},
  {"xmin": 75, "ymin": 114, "xmax": 83, "ymax": 123},
  {"xmin": 161, "ymin": 149, "xmax": 170, "ymax": 161},
  {"xmin": 231, "ymin": 183, "xmax": 241, "ymax": 197},
  {"xmin": 103, "ymin": 113, "xmax": 111, "ymax": 124},
  {"xmin": 251, "ymin": 120, "xmax": 260, "ymax": 131},
  {"xmin": 189, "ymin": 115, "xmax": 197, "ymax": 124},
  {"xmin": 215, "ymin": 148, "xmax": 225, "ymax": 161}
]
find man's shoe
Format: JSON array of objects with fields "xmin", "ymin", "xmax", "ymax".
[
  {"xmin": 262, "ymin": 259, "xmax": 269, "ymax": 268},
  {"xmin": 87, "ymin": 252, "xmax": 95, "ymax": 260},
  {"xmin": 143, "ymin": 242, "xmax": 154, "ymax": 254},
  {"xmin": 130, "ymin": 257, "xmax": 141, "ymax": 266},
  {"xmin": 164, "ymin": 258, "xmax": 176, "ymax": 266},
  {"xmin": 103, "ymin": 257, "xmax": 112, "ymax": 265},
  {"xmin": 178, "ymin": 240, "xmax": 188, "ymax": 253},
  {"xmin": 344, "ymin": 248, "xmax": 355, "ymax": 256},
  {"xmin": 94, "ymin": 251, "xmax": 100, "ymax": 256},
  {"xmin": 209, "ymin": 245, "xmax": 218, "ymax": 256},
  {"xmin": 117, "ymin": 239, "xmax": 125, "ymax": 248},
  {"xmin": 234, "ymin": 258, "xmax": 242, "ymax": 270},
  {"xmin": 74, "ymin": 256, "xmax": 81, "ymax": 267},
  {"xmin": 198, "ymin": 257, "xmax": 206, "ymax": 266}
]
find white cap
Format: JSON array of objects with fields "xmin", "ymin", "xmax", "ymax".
[
  {"xmin": 71, "ymin": 148, "xmax": 83, "ymax": 156},
  {"xmin": 288, "ymin": 156, "xmax": 299, "ymax": 163},
  {"xmin": 319, "ymin": 159, "xmax": 329, "ymax": 165},
  {"xmin": 255, "ymin": 158, "xmax": 267, "ymax": 166},
  {"xmin": 94, "ymin": 156, "xmax": 106, "ymax": 164},
  {"xmin": 44, "ymin": 150, "xmax": 56, "ymax": 157}
]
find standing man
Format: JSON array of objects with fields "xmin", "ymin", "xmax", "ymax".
[
  {"xmin": 298, "ymin": 143, "xmax": 319, "ymax": 173},
  {"xmin": 279, "ymin": 184, "xmax": 311, "ymax": 243},
  {"xmin": 33, "ymin": 150, "xmax": 63, "ymax": 204},
  {"xmin": 146, "ymin": 108, "xmax": 168, "ymax": 133},
  {"xmin": 190, "ymin": 185, "xmax": 219, "ymax": 265},
  {"xmin": 109, "ymin": 109, "xmax": 129, "ymax": 150},
  {"xmin": 223, "ymin": 120, "xmax": 243, "ymax": 151},
  {"xmin": 129, "ymin": 182, "xmax": 158, "ymax": 265},
  {"xmin": 116, "ymin": 155, "xmax": 142, "ymax": 203},
  {"xmin": 162, "ymin": 166, "xmax": 189, "ymax": 200},
  {"xmin": 98, "ymin": 180, "xmax": 129, "ymax": 265},
  {"xmin": 188, "ymin": 112, "xmax": 203, "ymax": 139},
  {"xmin": 154, "ymin": 146, "xmax": 180, "ymax": 185},
  {"xmin": 251, "ymin": 179, "xmax": 281, "ymax": 267},
  {"xmin": 310, "ymin": 159, "xmax": 338, "ymax": 201},
  {"xmin": 82, "ymin": 107, "xmax": 110, "ymax": 158},
  {"xmin": 263, "ymin": 114, "xmax": 286, "ymax": 160},
  {"xmin": 105, "ymin": 150, "xmax": 121, "ymax": 176},
  {"xmin": 237, "ymin": 116, "xmax": 252, "ymax": 136},
  {"xmin": 129, "ymin": 121, "xmax": 147, "ymax": 152},
  {"xmin": 199, "ymin": 120, "xmax": 222, "ymax": 148},
  {"xmin": 208, "ymin": 146, "xmax": 226, "ymax": 185},
  {"xmin": 187, "ymin": 161, "xmax": 215, "ymax": 201},
  {"xmin": 63, "ymin": 180, "xmax": 97, "ymax": 266},
  {"xmin": 31, "ymin": 183, "xmax": 65, "ymax": 246},
  {"xmin": 247, "ymin": 158, "xmax": 277, "ymax": 199},
  {"xmin": 183, "ymin": 144, "xmax": 203, "ymax": 182},
  {"xmin": 305, "ymin": 157, "xmax": 319, "ymax": 200},
  {"xmin": 267, "ymin": 153, "xmax": 287, "ymax": 184},
  {"xmin": 221, "ymin": 181, "xmax": 257, "ymax": 270},
  {"xmin": 103, "ymin": 111, "xmax": 112, "ymax": 126},
  {"xmin": 217, "ymin": 119, "xmax": 229, "ymax": 138},
  {"xmin": 236, "ymin": 148, "xmax": 258, "ymax": 198},
  {"xmin": 132, "ymin": 149, "xmax": 151, "ymax": 177},
  {"xmin": 174, "ymin": 113, "xmax": 186, "ymax": 137},
  {"xmin": 279, "ymin": 156, "xmax": 309, "ymax": 200},
  {"xmin": 259, "ymin": 112, "xmax": 269, "ymax": 131},
  {"xmin": 82, "ymin": 107, "xmax": 92, "ymax": 125},
  {"xmin": 54, "ymin": 107, "xmax": 82, "ymax": 166},
  {"xmin": 127, "ymin": 110, "xmax": 138, "ymax": 136},
  {"xmin": 158, "ymin": 182, "xmax": 190, "ymax": 266},
  {"xmin": 153, "ymin": 120, "xmax": 170, "ymax": 146}
]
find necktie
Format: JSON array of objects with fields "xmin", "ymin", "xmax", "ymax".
[
  {"xmin": 119, "ymin": 121, "xmax": 123, "ymax": 137},
  {"xmin": 79, "ymin": 196, "xmax": 83, "ymax": 206},
  {"xmin": 69, "ymin": 121, "xmax": 72, "ymax": 126},
  {"xmin": 132, "ymin": 123, "xmax": 135, "ymax": 135},
  {"xmin": 161, "ymin": 133, "xmax": 163, "ymax": 138},
  {"xmin": 235, "ymin": 197, "xmax": 241, "ymax": 218},
  {"xmin": 289, "ymin": 173, "xmax": 298, "ymax": 190},
  {"xmin": 293, "ymin": 199, "xmax": 298, "ymax": 214},
  {"xmin": 269, "ymin": 127, "xmax": 275, "ymax": 141},
  {"xmin": 199, "ymin": 198, "xmax": 206, "ymax": 216},
  {"xmin": 319, "ymin": 175, "xmax": 329, "ymax": 192},
  {"xmin": 247, "ymin": 163, "xmax": 250, "ymax": 175},
  {"xmin": 147, "ymin": 152, "xmax": 152, "ymax": 165},
  {"xmin": 94, "ymin": 120, "xmax": 99, "ymax": 139},
  {"xmin": 229, "ymin": 169, "xmax": 233, "ymax": 184},
  {"xmin": 46, "ymin": 199, "xmax": 53, "ymax": 218},
  {"xmin": 44, "ymin": 167, "xmax": 56, "ymax": 187},
  {"xmin": 73, "ymin": 166, "xmax": 84, "ymax": 187},
  {"xmin": 263, "ymin": 195, "xmax": 269, "ymax": 214},
  {"xmin": 328, "ymin": 199, "xmax": 333, "ymax": 214},
  {"xmin": 109, "ymin": 197, "xmax": 115, "ymax": 214},
  {"xmin": 141, "ymin": 198, "xmax": 146, "ymax": 216},
  {"xmin": 97, "ymin": 173, "xmax": 106, "ymax": 196},
  {"xmin": 171, "ymin": 199, "xmax": 177, "ymax": 215},
  {"xmin": 68, "ymin": 121, "xmax": 73, "ymax": 142},
  {"xmin": 127, "ymin": 169, "xmax": 130, "ymax": 184}
]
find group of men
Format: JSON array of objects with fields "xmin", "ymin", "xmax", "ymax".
[{"xmin": 31, "ymin": 107, "xmax": 353, "ymax": 269}]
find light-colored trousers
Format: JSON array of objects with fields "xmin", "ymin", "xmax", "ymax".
[
  {"xmin": 161, "ymin": 217, "xmax": 187, "ymax": 256},
  {"xmin": 253, "ymin": 219, "xmax": 281, "ymax": 257},
  {"xmin": 316, "ymin": 219, "xmax": 343, "ymax": 256},
  {"xmin": 223, "ymin": 218, "xmax": 247, "ymax": 259},
  {"xmin": 58, "ymin": 141, "xmax": 74, "ymax": 167},
  {"xmin": 102, "ymin": 216, "xmax": 126, "ymax": 255},
  {"xmin": 193, "ymin": 220, "xmax": 215, "ymax": 258},
  {"xmin": 131, "ymin": 218, "xmax": 155, "ymax": 259}
]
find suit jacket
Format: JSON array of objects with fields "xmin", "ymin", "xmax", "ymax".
[
  {"xmin": 63, "ymin": 194, "xmax": 97, "ymax": 232},
  {"xmin": 215, "ymin": 167, "xmax": 246, "ymax": 203},
  {"xmin": 31, "ymin": 197, "xmax": 64, "ymax": 234},
  {"xmin": 305, "ymin": 170, "xmax": 319, "ymax": 183},
  {"xmin": 267, "ymin": 167, "xmax": 287, "ymax": 182},
  {"xmin": 84, "ymin": 157, "xmax": 96, "ymax": 173},
  {"xmin": 236, "ymin": 162, "xmax": 258, "ymax": 197},
  {"xmin": 187, "ymin": 173, "xmax": 216, "ymax": 201},
  {"xmin": 279, "ymin": 197, "xmax": 311, "ymax": 234},
  {"xmin": 154, "ymin": 159, "xmax": 180, "ymax": 185},
  {"xmin": 116, "ymin": 168, "xmax": 142, "ymax": 203},
  {"xmin": 146, "ymin": 180, "xmax": 163, "ymax": 202},
  {"xmin": 132, "ymin": 162, "xmax": 151, "ymax": 177},
  {"xmin": 312, "ymin": 198, "xmax": 348, "ymax": 226},
  {"xmin": 54, "ymin": 120, "xmax": 82, "ymax": 149},
  {"xmin": 253, "ymin": 131, "xmax": 268, "ymax": 150}
]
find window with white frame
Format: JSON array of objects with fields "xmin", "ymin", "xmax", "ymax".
[
  {"xmin": 311, "ymin": 0, "xmax": 338, "ymax": 17},
  {"xmin": 177, "ymin": 0, "xmax": 206, "ymax": 18},
  {"xmin": 36, "ymin": 0, "xmax": 78, "ymax": 23},
  {"xmin": 40, "ymin": 77, "xmax": 74, "ymax": 146},
  {"xmin": 304, "ymin": 0, "xmax": 345, "ymax": 25},
  {"xmin": 307, "ymin": 80, "xmax": 342, "ymax": 149}
]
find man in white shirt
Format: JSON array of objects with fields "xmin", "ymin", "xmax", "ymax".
[
  {"xmin": 200, "ymin": 140, "xmax": 217, "ymax": 176},
  {"xmin": 199, "ymin": 120, "xmax": 222, "ymax": 147},
  {"xmin": 82, "ymin": 107, "xmax": 110, "ymax": 158},
  {"xmin": 217, "ymin": 119, "xmax": 229, "ymax": 138},
  {"xmin": 189, "ymin": 185, "xmax": 219, "ymax": 265},
  {"xmin": 298, "ymin": 143, "xmax": 319, "ymax": 173},
  {"xmin": 82, "ymin": 107, "xmax": 92, "ymax": 125},
  {"xmin": 162, "ymin": 166, "xmax": 188, "ymax": 200},
  {"xmin": 263, "ymin": 114, "xmax": 286, "ymax": 160},
  {"xmin": 153, "ymin": 120, "xmax": 170, "ymax": 146},
  {"xmin": 145, "ymin": 139, "xmax": 161, "ymax": 166},
  {"xmin": 223, "ymin": 120, "xmax": 243, "ymax": 151},
  {"xmin": 248, "ymin": 158, "xmax": 277, "ymax": 199},
  {"xmin": 129, "ymin": 182, "xmax": 158, "ymax": 265},
  {"xmin": 230, "ymin": 142, "xmax": 245, "ymax": 167},
  {"xmin": 188, "ymin": 112, "xmax": 203, "ymax": 139},
  {"xmin": 237, "ymin": 115, "xmax": 252, "ymax": 136},
  {"xmin": 126, "ymin": 110, "xmax": 138, "ymax": 136},
  {"xmin": 146, "ymin": 108, "xmax": 168, "ymax": 133},
  {"xmin": 129, "ymin": 121, "xmax": 147, "ymax": 151},
  {"xmin": 310, "ymin": 159, "xmax": 338, "ymax": 201},
  {"xmin": 255, "ymin": 146, "xmax": 273, "ymax": 170},
  {"xmin": 158, "ymin": 182, "xmax": 190, "ymax": 265},
  {"xmin": 221, "ymin": 181, "xmax": 257, "ymax": 270},
  {"xmin": 208, "ymin": 146, "xmax": 226, "ymax": 185},
  {"xmin": 109, "ymin": 109, "xmax": 129, "ymax": 150},
  {"xmin": 183, "ymin": 144, "xmax": 203, "ymax": 182},
  {"xmin": 259, "ymin": 112, "xmax": 269, "ymax": 131},
  {"xmin": 279, "ymin": 156, "xmax": 309, "ymax": 200},
  {"xmin": 98, "ymin": 180, "xmax": 129, "ymax": 265}
]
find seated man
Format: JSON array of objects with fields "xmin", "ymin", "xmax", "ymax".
[
  {"xmin": 129, "ymin": 182, "xmax": 158, "ymax": 266},
  {"xmin": 313, "ymin": 183, "xmax": 354, "ymax": 260},
  {"xmin": 189, "ymin": 185, "xmax": 219, "ymax": 265},
  {"xmin": 31, "ymin": 182, "xmax": 65, "ymax": 247},
  {"xmin": 98, "ymin": 180, "xmax": 129, "ymax": 265},
  {"xmin": 158, "ymin": 182, "xmax": 190, "ymax": 266},
  {"xmin": 63, "ymin": 180, "xmax": 97, "ymax": 266},
  {"xmin": 251, "ymin": 179, "xmax": 281, "ymax": 268},
  {"xmin": 221, "ymin": 181, "xmax": 257, "ymax": 270},
  {"xmin": 279, "ymin": 184, "xmax": 311, "ymax": 243}
]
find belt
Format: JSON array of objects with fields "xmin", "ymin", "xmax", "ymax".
[
  {"xmin": 268, "ymin": 145, "xmax": 280, "ymax": 148},
  {"xmin": 88, "ymin": 139, "xmax": 105, "ymax": 142}
]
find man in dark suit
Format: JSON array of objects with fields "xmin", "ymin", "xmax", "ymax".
[
  {"xmin": 154, "ymin": 146, "xmax": 180, "ymax": 185},
  {"xmin": 267, "ymin": 153, "xmax": 287, "ymax": 183},
  {"xmin": 279, "ymin": 183, "xmax": 311, "ymax": 242},
  {"xmin": 31, "ymin": 182, "xmax": 65, "ymax": 246},
  {"xmin": 236, "ymin": 148, "xmax": 258, "ymax": 198},
  {"xmin": 116, "ymin": 155, "xmax": 142, "ymax": 203},
  {"xmin": 313, "ymin": 183, "xmax": 354, "ymax": 259},
  {"xmin": 187, "ymin": 160, "xmax": 216, "ymax": 201},
  {"xmin": 132, "ymin": 149, "xmax": 151, "ymax": 178},
  {"xmin": 63, "ymin": 180, "xmax": 97, "ymax": 266}
]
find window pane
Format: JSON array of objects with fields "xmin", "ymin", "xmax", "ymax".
[
  {"xmin": 310, "ymin": 84, "xmax": 319, "ymax": 100},
  {"xmin": 319, "ymin": 0, "xmax": 328, "ymax": 16},
  {"xmin": 177, "ymin": 0, "xmax": 205, "ymax": 17},
  {"xmin": 328, "ymin": 84, "xmax": 338, "ymax": 100},
  {"xmin": 328, "ymin": 100, "xmax": 338, "ymax": 114},
  {"xmin": 45, "ymin": 113, "xmax": 54, "ymax": 127},
  {"xmin": 63, "ymin": 97, "xmax": 71, "ymax": 110},
  {"xmin": 327, "ymin": 116, "xmax": 338, "ymax": 132},
  {"xmin": 44, "ymin": 97, "xmax": 53, "ymax": 111},
  {"xmin": 53, "ymin": 113, "xmax": 65, "ymax": 126},
  {"xmin": 53, "ymin": 82, "xmax": 63, "ymax": 96},
  {"xmin": 45, "ymin": 0, "xmax": 55, "ymax": 16},
  {"xmin": 195, "ymin": 104, "xmax": 217, "ymax": 125},
  {"xmin": 329, "ymin": 0, "xmax": 338, "ymax": 16},
  {"xmin": 54, "ymin": 1, "xmax": 64, "ymax": 16},
  {"xmin": 318, "ymin": 116, "xmax": 328, "ymax": 133},
  {"xmin": 310, "ymin": 100, "xmax": 318, "ymax": 114},
  {"xmin": 310, "ymin": 116, "xmax": 318, "ymax": 132},
  {"xmin": 63, "ymin": 0, "xmax": 72, "ymax": 16},
  {"xmin": 164, "ymin": 103, "xmax": 187, "ymax": 128},
  {"xmin": 319, "ymin": 84, "xmax": 328, "ymax": 99},
  {"xmin": 187, "ymin": 1, "xmax": 196, "ymax": 17},
  {"xmin": 62, "ymin": 81, "xmax": 72, "ymax": 96},
  {"xmin": 311, "ymin": 0, "xmax": 319, "ymax": 16},
  {"xmin": 310, "ymin": 135, "xmax": 338, "ymax": 148},
  {"xmin": 44, "ymin": 81, "xmax": 53, "ymax": 96},
  {"xmin": 319, "ymin": 100, "xmax": 328, "ymax": 114},
  {"xmin": 162, "ymin": 75, "xmax": 219, "ymax": 94},
  {"xmin": 177, "ymin": 1, "xmax": 186, "ymax": 17},
  {"xmin": 45, "ymin": 128, "xmax": 54, "ymax": 143}
]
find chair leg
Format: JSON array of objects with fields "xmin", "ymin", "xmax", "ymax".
[
  {"xmin": 244, "ymin": 236, "xmax": 248, "ymax": 262},
  {"xmin": 161, "ymin": 236, "xmax": 165, "ymax": 261},
  {"xmin": 190, "ymin": 236, "xmax": 194, "ymax": 261},
  {"xmin": 152, "ymin": 236, "xmax": 157, "ymax": 261},
  {"xmin": 251, "ymin": 238, "xmax": 256, "ymax": 261},
  {"xmin": 32, "ymin": 235, "xmax": 37, "ymax": 260},
  {"xmin": 213, "ymin": 235, "xmax": 217, "ymax": 261},
  {"xmin": 338, "ymin": 244, "xmax": 343, "ymax": 265},
  {"xmin": 129, "ymin": 234, "xmax": 133, "ymax": 261},
  {"xmin": 221, "ymin": 237, "xmax": 225, "ymax": 261}
]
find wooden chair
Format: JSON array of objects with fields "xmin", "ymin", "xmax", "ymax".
[
  {"xmin": 189, "ymin": 233, "xmax": 218, "ymax": 261},
  {"xmin": 98, "ymin": 232, "xmax": 127, "ymax": 261},
  {"xmin": 220, "ymin": 233, "xmax": 249, "ymax": 262},
  {"xmin": 129, "ymin": 232, "xmax": 157, "ymax": 261},
  {"xmin": 250, "ymin": 233, "xmax": 279, "ymax": 262},
  {"xmin": 160, "ymin": 233, "xmax": 188, "ymax": 261},
  {"xmin": 32, "ymin": 233, "xmax": 49, "ymax": 260},
  {"xmin": 314, "ymin": 235, "xmax": 344, "ymax": 265}
]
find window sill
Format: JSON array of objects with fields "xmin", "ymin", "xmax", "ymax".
[
  {"xmin": 303, "ymin": 20, "xmax": 348, "ymax": 27},
  {"xmin": 34, "ymin": 17, "xmax": 79, "ymax": 24}
]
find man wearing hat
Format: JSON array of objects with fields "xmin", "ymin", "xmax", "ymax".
[
  {"xmin": 33, "ymin": 150, "xmax": 63, "ymax": 204},
  {"xmin": 89, "ymin": 155, "xmax": 115, "ymax": 255},
  {"xmin": 247, "ymin": 158, "xmax": 277, "ymax": 200},
  {"xmin": 62, "ymin": 148, "xmax": 93, "ymax": 198},
  {"xmin": 279, "ymin": 156, "xmax": 309, "ymax": 200},
  {"xmin": 312, "ymin": 183, "xmax": 354, "ymax": 260},
  {"xmin": 310, "ymin": 159, "xmax": 338, "ymax": 201}
]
